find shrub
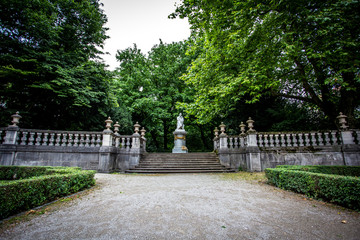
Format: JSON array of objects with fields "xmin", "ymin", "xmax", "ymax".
[
  {"xmin": 0, "ymin": 166, "xmax": 95, "ymax": 219},
  {"xmin": 266, "ymin": 166, "xmax": 360, "ymax": 211},
  {"xmin": 275, "ymin": 165, "xmax": 360, "ymax": 177}
]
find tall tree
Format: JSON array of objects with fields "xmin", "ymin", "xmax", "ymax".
[
  {"xmin": 0, "ymin": 0, "xmax": 117, "ymax": 129},
  {"xmin": 171, "ymin": 0, "xmax": 360, "ymax": 127},
  {"xmin": 115, "ymin": 41, "xmax": 195, "ymax": 151}
]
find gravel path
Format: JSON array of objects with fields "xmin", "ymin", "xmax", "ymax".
[{"xmin": 1, "ymin": 173, "xmax": 359, "ymax": 240}]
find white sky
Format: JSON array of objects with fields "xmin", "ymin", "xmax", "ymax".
[{"xmin": 100, "ymin": 0, "xmax": 191, "ymax": 70}]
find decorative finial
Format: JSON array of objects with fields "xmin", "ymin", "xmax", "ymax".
[
  {"xmin": 10, "ymin": 111, "xmax": 22, "ymax": 127},
  {"xmin": 246, "ymin": 117, "xmax": 256, "ymax": 133},
  {"xmin": 337, "ymin": 112, "xmax": 348, "ymax": 130}
]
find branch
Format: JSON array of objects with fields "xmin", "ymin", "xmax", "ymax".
[{"xmin": 274, "ymin": 92, "xmax": 314, "ymax": 104}]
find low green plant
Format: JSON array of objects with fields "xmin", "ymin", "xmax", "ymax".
[
  {"xmin": 0, "ymin": 166, "xmax": 95, "ymax": 219},
  {"xmin": 266, "ymin": 165, "xmax": 360, "ymax": 211}
]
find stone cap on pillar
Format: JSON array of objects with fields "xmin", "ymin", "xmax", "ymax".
[{"xmin": 103, "ymin": 117, "xmax": 113, "ymax": 134}]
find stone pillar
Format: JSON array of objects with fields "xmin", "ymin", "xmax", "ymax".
[
  {"xmin": 129, "ymin": 122, "xmax": 142, "ymax": 167},
  {"xmin": 4, "ymin": 112, "xmax": 21, "ymax": 145},
  {"xmin": 1, "ymin": 112, "xmax": 22, "ymax": 166},
  {"xmin": 99, "ymin": 117, "xmax": 115, "ymax": 173},
  {"xmin": 246, "ymin": 117, "xmax": 261, "ymax": 172},
  {"xmin": 101, "ymin": 117, "xmax": 113, "ymax": 147},
  {"xmin": 172, "ymin": 129, "xmax": 188, "ymax": 153},
  {"xmin": 337, "ymin": 112, "xmax": 358, "ymax": 166},
  {"xmin": 218, "ymin": 122, "xmax": 230, "ymax": 167}
]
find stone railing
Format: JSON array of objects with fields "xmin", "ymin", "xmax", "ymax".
[
  {"xmin": 16, "ymin": 129, "xmax": 103, "ymax": 147},
  {"xmin": 256, "ymin": 131, "xmax": 342, "ymax": 148},
  {"xmin": 0, "ymin": 112, "xmax": 147, "ymax": 172},
  {"xmin": 214, "ymin": 113, "xmax": 360, "ymax": 171},
  {"xmin": 226, "ymin": 135, "xmax": 247, "ymax": 149}
]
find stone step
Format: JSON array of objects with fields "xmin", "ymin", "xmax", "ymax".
[
  {"xmin": 126, "ymin": 169, "xmax": 235, "ymax": 174},
  {"xmin": 126, "ymin": 152, "xmax": 232, "ymax": 174},
  {"xmin": 134, "ymin": 165, "xmax": 228, "ymax": 169}
]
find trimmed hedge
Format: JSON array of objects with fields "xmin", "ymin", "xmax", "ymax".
[
  {"xmin": 275, "ymin": 165, "xmax": 360, "ymax": 177},
  {"xmin": 0, "ymin": 166, "xmax": 95, "ymax": 219},
  {"xmin": 266, "ymin": 166, "xmax": 360, "ymax": 211}
]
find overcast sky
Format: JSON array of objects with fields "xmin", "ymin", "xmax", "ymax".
[{"xmin": 100, "ymin": 0, "xmax": 191, "ymax": 70}]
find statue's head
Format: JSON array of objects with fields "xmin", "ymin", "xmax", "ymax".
[{"xmin": 179, "ymin": 113, "xmax": 182, "ymax": 116}]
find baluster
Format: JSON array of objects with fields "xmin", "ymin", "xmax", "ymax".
[
  {"xmin": 229, "ymin": 137, "xmax": 233, "ymax": 149},
  {"xmin": 72, "ymin": 134, "xmax": 78, "ymax": 147},
  {"xmin": 90, "ymin": 134, "xmax": 96, "ymax": 147},
  {"xmin": 323, "ymin": 132, "xmax": 330, "ymax": 146},
  {"xmin": 115, "ymin": 136, "xmax": 120, "ymax": 147},
  {"xmin": 317, "ymin": 132, "xmax": 324, "ymax": 146},
  {"xmin": 28, "ymin": 132, "xmax": 35, "ymax": 145},
  {"xmin": 298, "ymin": 133, "xmax": 304, "ymax": 147},
  {"xmin": 234, "ymin": 137, "xmax": 239, "ymax": 149},
  {"xmin": 35, "ymin": 132, "xmax": 42, "ymax": 145},
  {"xmin": 20, "ymin": 131, "xmax": 28, "ymax": 145},
  {"xmin": 55, "ymin": 133, "xmax": 62, "ymax": 146},
  {"xmin": 67, "ymin": 133, "xmax": 73, "ymax": 147},
  {"xmin": 96, "ymin": 134, "xmax": 102, "ymax": 147},
  {"xmin": 79, "ymin": 134, "xmax": 85, "ymax": 147},
  {"xmin": 262, "ymin": 134, "xmax": 268, "ymax": 147},
  {"xmin": 61, "ymin": 133, "xmax": 68, "ymax": 146},
  {"xmin": 330, "ymin": 131, "xmax": 337, "ymax": 145},
  {"xmin": 308, "ymin": 132, "xmax": 316, "ymax": 146},
  {"xmin": 85, "ymin": 134, "xmax": 90, "ymax": 147},
  {"xmin": 280, "ymin": 134, "xmax": 286, "ymax": 147},
  {"xmin": 269, "ymin": 134, "xmax": 275, "ymax": 147},
  {"xmin": 286, "ymin": 134, "xmax": 292, "ymax": 147},
  {"xmin": 49, "ymin": 133, "xmax": 55, "ymax": 146},
  {"xmin": 42, "ymin": 132, "xmax": 49, "ymax": 146},
  {"xmin": 274, "ymin": 134, "xmax": 280, "ymax": 147},
  {"xmin": 120, "ymin": 137, "xmax": 125, "ymax": 149},
  {"xmin": 303, "ymin": 133, "xmax": 310, "ymax": 146},
  {"xmin": 126, "ymin": 137, "xmax": 131, "ymax": 150}
]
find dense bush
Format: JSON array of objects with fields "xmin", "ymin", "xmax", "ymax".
[
  {"xmin": 266, "ymin": 166, "xmax": 360, "ymax": 211},
  {"xmin": 275, "ymin": 165, "xmax": 360, "ymax": 177},
  {"xmin": 0, "ymin": 166, "xmax": 95, "ymax": 219}
]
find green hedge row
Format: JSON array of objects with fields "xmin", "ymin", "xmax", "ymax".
[
  {"xmin": 0, "ymin": 166, "xmax": 83, "ymax": 180},
  {"xmin": 266, "ymin": 166, "xmax": 360, "ymax": 211},
  {"xmin": 0, "ymin": 166, "xmax": 95, "ymax": 219},
  {"xmin": 275, "ymin": 165, "xmax": 360, "ymax": 177}
]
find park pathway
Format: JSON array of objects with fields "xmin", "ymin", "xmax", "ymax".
[{"xmin": 1, "ymin": 173, "xmax": 359, "ymax": 240}]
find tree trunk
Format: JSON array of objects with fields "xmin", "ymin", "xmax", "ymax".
[
  {"xmin": 150, "ymin": 131, "xmax": 159, "ymax": 150},
  {"xmin": 163, "ymin": 119, "xmax": 168, "ymax": 150}
]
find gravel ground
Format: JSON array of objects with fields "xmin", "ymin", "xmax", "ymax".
[{"xmin": 1, "ymin": 173, "xmax": 359, "ymax": 240}]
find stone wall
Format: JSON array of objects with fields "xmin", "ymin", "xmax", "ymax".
[
  {"xmin": 0, "ymin": 114, "xmax": 147, "ymax": 173},
  {"xmin": 214, "ymin": 115, "xmax": 360, "ymax": 171}
]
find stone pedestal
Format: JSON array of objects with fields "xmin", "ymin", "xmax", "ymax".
[{"xmin": 172, "ymin": 130, "xmax": 188, "ymax": 153}]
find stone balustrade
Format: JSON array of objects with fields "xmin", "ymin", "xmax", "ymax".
[
  {"xmin": 17, "ymin": 129, "xmax": 103, "ymax": 147},
  {"xmin": 0, "ymin": 112, "xmax": 147, "ymax": 173},
  {"xmin": 256, "ymin": 131, "xmax": 342, "ymax": 148},
  {"xmin": 227, "ymin": 135, "xmax": 247, "ymax": 149},
  {"xmin": 214, "ymin": 114, "xmax": 360, "ymax": 171}
]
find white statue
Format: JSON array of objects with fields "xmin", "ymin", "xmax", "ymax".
[{"xmin": 176, "ymin": 113, "xmax": 184, "ymax": 130}]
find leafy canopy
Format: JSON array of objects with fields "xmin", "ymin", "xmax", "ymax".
[
  {"xmin": 0, "ymin": 0, "xmax": 125, "ymax": 130},
  {"xmin": 171, "ymin": 0, "xmax": 360, "ymax": 127}
]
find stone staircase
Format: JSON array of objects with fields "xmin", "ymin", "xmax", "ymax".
[{"xmin": 125, "ymin": 152, "xmax": 235, "ymax": 174}]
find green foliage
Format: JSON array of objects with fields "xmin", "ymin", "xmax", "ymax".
[
  {"xmin": 265, "ymin": 166, "xmax": 360, "ymax": 211},
  {"xmin": 275, "ymin": 165, "xmax": 360, "ymax": 177},
  {"xmin": 171, "ymin": 0, "xmax": 360, "ymax": 127},
  {"xmin": 0, "ymin": 0, "xmax": 128, "ymax": 131},
  {"xmin": 114, "ymin": 41, "xmax": 199, "ymax": 150},
  {"xmin": 0, "ymin": 166, "xmax": 95, "ymax": 219}
]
